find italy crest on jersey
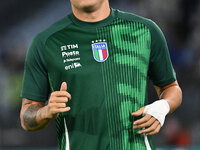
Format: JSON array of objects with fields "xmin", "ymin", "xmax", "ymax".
[{"xmin": 92, "ymin": 42, "xmax": 109, "ymax": 62}]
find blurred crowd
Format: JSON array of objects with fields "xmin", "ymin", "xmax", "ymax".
[{"xmin": 0, "ymin": 0, "xmax": 199, "ymax": 148}]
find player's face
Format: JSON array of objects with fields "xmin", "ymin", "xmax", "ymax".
[{"xmin": 70, "ymin": 0, "xmax": 106, "ymax": 12}]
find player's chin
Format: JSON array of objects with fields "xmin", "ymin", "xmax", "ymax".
[
  {"xmin": 81, "ymin": 4, "xmax": 98, "ymax": 12},
  {"xmin": 79, "ymin": 0, "xmax": 102, "ymax": 12}
]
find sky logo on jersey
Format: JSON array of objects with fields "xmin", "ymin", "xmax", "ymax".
[{"xmin": 92, "ymin": 42, "xmax": 109, "ymax": 62}]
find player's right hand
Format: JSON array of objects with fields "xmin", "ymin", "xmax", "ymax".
[{"xmin": 46, "ymin": 82, "xmax": 71, "ymax": 119}]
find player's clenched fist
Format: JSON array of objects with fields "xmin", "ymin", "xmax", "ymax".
[{"xmin": 46, "ymin": 82, "xmax": 71, "ymax": 119}]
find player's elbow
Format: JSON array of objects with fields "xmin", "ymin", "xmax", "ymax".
[
  {"xmin": 20, "ymin": 122, "xmax": 31, "ymax": 131},
  {"xmin": 178, "ymin": 85, "xmax": 182, "ymax": 106},
  {"xmin": 20, "ymin": 111, "xmax": 35, "ymax": 131},
  {"xmin": 20, "ymin": 119, "xmax": 40, "ymax": 131},
  {"xmin": 20, "ymin": 113, "xmax": 30, "ymax": 131},
  {"xmin": 174, "ymin": 81, "xmax": 182, "ymax": 106},
  {"xmin": 172, "ymin": 84, "xmax": 183, "ymax": 110},
  {"xmin": 20, "ymin": 113, "xmax": 47, "ymax": 131}
]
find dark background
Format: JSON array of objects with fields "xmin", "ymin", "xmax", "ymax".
[{"xmin": 0, "ymin": 0, "xmax": 200, "ymax": 149}]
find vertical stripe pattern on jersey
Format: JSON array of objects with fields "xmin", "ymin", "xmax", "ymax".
[
  {"xmin": 56, "ymin": 116, "xmax": 66, "ymax": 150},
  {"xmin": 97, "ymin": 18, "xmax": 151, "ymax": 150},
  {"xmin": 64, "ymin": 118, "xmax": 70, "ymax": 150}
]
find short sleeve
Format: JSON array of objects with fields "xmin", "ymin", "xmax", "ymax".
[
  {"xmin": 20, "ymin": 35, "xmax": 50, "ymax": 101},
  {"xmin": 148, "ymin": 21, "xmax": 176, "ymax": 87}
]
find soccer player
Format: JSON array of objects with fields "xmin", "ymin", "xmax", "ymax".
[{"xmin": 20, "ymin": 0, "xmax": 182, "ymax": 150}]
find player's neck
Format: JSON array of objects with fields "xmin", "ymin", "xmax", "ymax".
[{"xmin": 71, "ymin": 2, "xmax": 111, "ymax": 22}]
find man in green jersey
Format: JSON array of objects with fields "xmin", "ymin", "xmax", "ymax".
[{"xmin": 20, "ymin": 0, "xmax": 182, "ymax": 150}]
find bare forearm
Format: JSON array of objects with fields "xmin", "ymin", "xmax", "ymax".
[
  {"xmin": 131, "ymin": 81, "xmax": 182, "ymax": 136},
  {"xmin": 20, "ymin": 83, "xmax": 71, "ymax": 131},
  {"xmin": 21, "ymin": 102, "xmax": 52, "ymax": 131},
  {"xmin": 159, "ymin": 84, "xmax": 182, "ymax": 114}
]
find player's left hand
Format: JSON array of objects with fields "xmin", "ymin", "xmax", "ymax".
[{"xmin": 132, "ymin": 107, "xmax": 161, "ymax": 135}]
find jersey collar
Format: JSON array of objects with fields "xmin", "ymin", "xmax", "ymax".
[{"xmin": 68, "ymin": 8, "xmax": 116, "ymax": 28}]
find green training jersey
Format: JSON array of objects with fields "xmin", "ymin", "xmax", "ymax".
[{"xmin": 21, "ymin": 8, "xmax": 176, "ymax": 150}]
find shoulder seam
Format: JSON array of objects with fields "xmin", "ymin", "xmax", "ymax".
[
  {"xmin": 116, "ymin": 10, "xmax": 156, "ymax": 58},
  {"xmin": 37, "ymin": 16, "xmax": 72, "ymax": 45},
  {"xmin": 32, "ymin": 16, "xmax": 73, "ymax": 71},
  {"xmin": 44, "ymin": 22, "xmax": 73, "ymax": 45}
]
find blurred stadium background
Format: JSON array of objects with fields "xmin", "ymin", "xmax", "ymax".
[{"xmin": 0, "ymin": 0, "xmax": 200, "ymax": 149}]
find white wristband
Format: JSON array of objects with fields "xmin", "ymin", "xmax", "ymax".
[{"xmin": 143, "ymin": 99, "xmax": 170, "ymax": 126}]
